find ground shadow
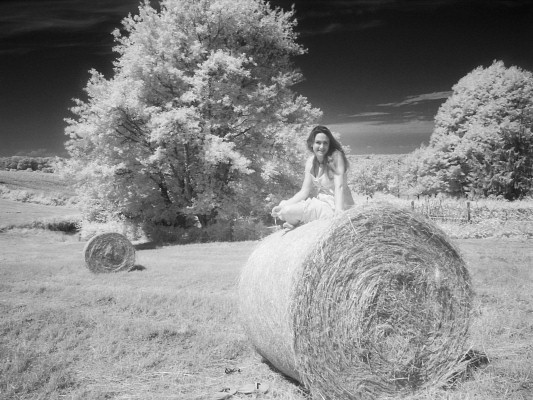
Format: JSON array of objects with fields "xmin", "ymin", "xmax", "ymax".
[
  {"xmin": 449, "ymin": 349, "xmax": 490, "ymax": 384},
  {"xmin": 260, "ymin": 357, "xmax": 308, "ymax": 392},
  {"xmin": 134, "ymin": 242, "xmax": 159, "ymax": 250}
]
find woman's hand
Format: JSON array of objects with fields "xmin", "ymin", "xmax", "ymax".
[
  {"xmin": 271, "ymin": 205, "xmax": 282, "ymax": 218},
  {"xmin": 271, "ymin": 200, "xmax": 287, "ymax": 218}
]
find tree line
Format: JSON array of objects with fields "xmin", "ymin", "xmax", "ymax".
[
  {"xmin": 349, "ymin": 61, "xmax": 533, "ymax": 201},
  {"xmin": 0, "ymin": 156, "xmax": 57, "ymax": 172}
]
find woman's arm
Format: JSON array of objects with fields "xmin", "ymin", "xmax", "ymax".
[
  {"xmin": 272, "ymin": 157, "xmax": 314, "ymax": 217},
  {"xmin": 331, "ymin": 151, "xmax": 347, "ymax": 213},
  {"xmin": 281, "ymin": 156, "xmax": 314, "ymax": 206}
]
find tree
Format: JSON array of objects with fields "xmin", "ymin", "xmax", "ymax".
[
  {"xmin": 17, "ymin": 157, "xmax": 33, "ymax": 171},
  {"xmin": 64, "ymin": 0, "xmax": 320, "ymax": 232},
  {"xmin": 409, "ymin": 61, "xmax": 533, "ymax": 199},
  {"xmin": 348, "ymin": 155, "xmax": 405, "ymax": 198}
]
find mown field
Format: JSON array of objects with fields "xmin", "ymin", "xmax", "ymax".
[
  {"xmin": 0, "ymin": 199, "xmax": 80, "ymax": 229},
  {"xmin": 0, "ymin": 170, "xmax": 72, "ymax": 198},
  {"xmin": 0, "ymin": 230, "xmax": 532, "ymax": 400},
  {"xmin": 0, "ymin": 170, "xmax": 76, "ymax": 207},
  {"xmin": 0, "ymin": 169, "xmax": 532, "ymax": 399}
]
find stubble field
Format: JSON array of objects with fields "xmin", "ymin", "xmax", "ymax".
[
  {"xmin": 0, "ymin": 169, "xmax": 532, "ymax": 399},
  {"xmin": 0, "ymin": 229, "xmax": 532, "ymax": 400}
]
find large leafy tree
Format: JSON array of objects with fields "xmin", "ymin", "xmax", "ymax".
[
  {"xmin": 64, "ymin": 0, "xmax": 320, "ymax": 230},
  {"xmin": 409, "ymin": 61, "xmax": 533, "ymax": 199}
]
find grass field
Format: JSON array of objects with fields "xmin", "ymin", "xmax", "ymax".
[
  {"xmin": 0, "ymin": 170, "xmax": 76, "ymax": 207},
  {"xmin": 1, "ymin": 168, "xmax": 532, "ymax": 399},
  {"xmin": 0, "ymin": 170, "xmax": 71, "ymax": 197},
  {"xmin": 1, "ymin": 229, "xmax": 532, "ymax": 400},
  {"xmin": 0, "ymin": 199, "xmax": 80, "ymax": 230}
]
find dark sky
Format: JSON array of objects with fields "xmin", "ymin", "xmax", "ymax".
[{"xmin": 1, "ymin": 0, "xmax": 532, "ymax": 156}]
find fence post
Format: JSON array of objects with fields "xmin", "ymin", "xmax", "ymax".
[{"xmin": 466, "ymin": 201, "xmax": 471, "ymax": 222}]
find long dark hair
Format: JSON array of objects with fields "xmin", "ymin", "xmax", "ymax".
[{"xmin": 306, "ymin": 125, "xmax": 349, "ymax": 170}]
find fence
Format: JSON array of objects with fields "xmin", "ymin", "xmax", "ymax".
[
  {"xmin": 411, "ymin": 200, "xmax": 471, "ymax": 222},
  {"xmin": 408, "ymin": 198, "xmax": 533, "ymax": 224}
]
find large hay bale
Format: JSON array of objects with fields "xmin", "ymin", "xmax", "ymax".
[
  {"xmin": 239, "ymin": 203, "xmax": 472, "ymax": 399},
  {"xmin": 84, "ymin": 232, "xmax": 136, "ymax": 273}
]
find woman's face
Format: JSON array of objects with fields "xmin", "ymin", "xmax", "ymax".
[{"xmin": 313, "ymin": 133, "xmax": 330, "ymax": 162}]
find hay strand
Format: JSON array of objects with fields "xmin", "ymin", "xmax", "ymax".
[
  {"xmin": 239, "ymin": 202, "xmax": 472, "ymax": 399},
  {"xmin": 84, "ymin": 232, "xmax": 136, "ymax": 273}
]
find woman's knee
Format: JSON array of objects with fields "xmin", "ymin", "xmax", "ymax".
[{"xmin": 279, "ymin": 203, "xmax": 304, "ymax": 224}]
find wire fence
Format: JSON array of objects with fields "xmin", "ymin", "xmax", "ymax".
[{"xmin": 409, "ymin": 199, "xmax": 533, "ymax": 223}]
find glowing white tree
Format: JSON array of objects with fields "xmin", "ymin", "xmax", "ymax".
[
  {"xmin": 64, "ymin": 0, "xmax": 320, "ymax": 231},
  {"xmin": 408, "ymin": 61, "xmax": 533, "ymax": 199}
]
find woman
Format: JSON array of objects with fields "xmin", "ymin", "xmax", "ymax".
[{"xmin": 272, "ymin": 125, "xmax": 355, "ymax": 229}]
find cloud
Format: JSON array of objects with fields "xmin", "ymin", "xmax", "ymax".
[
  {"xmin": 377, "ymin": 91, "xmax": 452, "ymax": 107},
  {"xmin": 335, "ymin": 90, "xmax": 448, "ymax": 130},
  {"xmin": 15, "ymin": 148, "xmax": 58, "ymax": 157},
  {"xmin": 0, "ymin": 1, "xmax": 136, "ymax": 36},
  {"xmin": 329, "ymin": 119, "xmax": 434, "ymax": 154},
  {"xmin": 286, "ymin": 0, "xmax": 529, "ymax": 37},
  {"xmin": 331, "ymin": 119, "xmax": 433, "ymax": 136},
  {"xmin": 344, "ymin": 111, "xmax": 390, "ymax": 118}
]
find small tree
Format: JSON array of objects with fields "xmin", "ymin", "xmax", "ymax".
[
  {"xmin": 348, "ymin": 155, "xmax": 406, "ymax": 198},
  {"xmin": 409, "ymin": 61, "xmax": 533, "ymax": 199},
  {"xmin": 64, "ymin": 0, "xmax": 320, "ymax": 232},
  {"xmin": 16, "ymin": 158, "xmax": 32, "ymax": 171}
]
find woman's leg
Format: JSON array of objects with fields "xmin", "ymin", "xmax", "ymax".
[
  {"xmin": 300, "ymin": 196, "xmax": 335, "ymax": 222},
  {"xmin": 278, "ymin": 203, "xmax": 305, "ymax": 225}
]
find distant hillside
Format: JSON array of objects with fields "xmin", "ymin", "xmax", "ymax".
[
  {"xmin": 0, "ymin": 156, "xmax": 59, "ymax": 172},
  {"xmin": 0, "ymin": 170, "xmax": 77, "ymax": 206}
]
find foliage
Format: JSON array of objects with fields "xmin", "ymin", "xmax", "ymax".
[
  {"xmin": 406, "ymin": 61, "xmax": 533, "ymax": 200},
  {"xmin": 23, "ymin": 216, "xmax": 81, "ymax": 233},
  {"xmin": 348, "ymin": 154, "xmax": 406, "ymax": 197},
  {"xmin": 63, "ymin": 0, "xmax": 320, "ymax": 235},
  {"xmin": 0, "ymin": 156, "xmax": 57, "ymax": 172}
]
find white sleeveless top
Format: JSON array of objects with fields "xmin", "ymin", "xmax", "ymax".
[{"xmin": 311, "ymin": 164, "xmax": 354, "ymax": 207}]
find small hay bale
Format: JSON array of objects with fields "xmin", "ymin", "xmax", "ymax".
[
  {"xmin": 239, "ymin": 202, "xmax": 472, "ymax": 399},
  {"xmin": 84, "ymin": 232, "xmax": 136, "ymax": 273}
]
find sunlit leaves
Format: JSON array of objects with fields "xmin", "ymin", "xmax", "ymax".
[
  {"xmin": 64, "ymin": 0, "xmax": 321, "ymax": 230},
  {"xmin": 408, "ymin": 61, "xmax": 533, "ymax": 199}
]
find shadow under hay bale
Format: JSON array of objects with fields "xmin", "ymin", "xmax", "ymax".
[
  {"xmin": 84, "ymin": 232, "xmax": 136, "ymax": 273},
  {"xmin": 134, "ymin": 241, "xmax": 159, "ymax": 250},
  {"xmin": 239, "ymin": 202, "xmax": 473, "ymax": 400},
  {"xmin": 448, "ymin": 349, "xmax": 489, "ymax": 385},
  {"xmin": 129, "ymin": 264, "xmax": 147, "ymax": 272}
]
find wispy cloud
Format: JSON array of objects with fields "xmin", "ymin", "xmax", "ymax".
[
  {"xmin": 329, "ymin": 119, "xmax": 434, "ymax": 154},
  {"xmin": 333, "ymin": 90, "xmax": 448, "ymax": 135},
  {"xmin": 344, "ymin": 111, "xmax": 390, "ymax": 118},
  {"xmin": 0, "ymin": 1, "xmax": 137, "ymax": 37},
  {"xmin": 377, "ymin": 91, "xmax": 452, "ymax": 107},
  {"xmin": 0, "ymin": 0, "xmax": 139, "ymax": 52},
  {"xmin": 288, "ymin": 0, "xmax": 528, "ymax": 37}
]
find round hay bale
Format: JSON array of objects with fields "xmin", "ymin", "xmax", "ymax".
[
  {"xmin": 239, "ymin": 202, "xmax": 472, "ymax": 399},
  {"xmin": 84, "ymin": 232, "xmax": 136, "ymax": 273}
]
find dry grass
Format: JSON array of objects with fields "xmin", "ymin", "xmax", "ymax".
[
  {"xmin": 0, "ymin": 170, "xmax": 77, "ymax": 207},
  {"xmin": 0, "ymin": 168, "xmax": 532, "ymax": 399},
  {"xmin": 0, "ymin": 228, "xmax": 532, "ymax": 400},
  {"xmin": 0, "ymin": 199, "xmax": 80, "ymax": 232},
  {"xmin": 0, "ymin": 170, "xmax": 71, "ymax": 197}
]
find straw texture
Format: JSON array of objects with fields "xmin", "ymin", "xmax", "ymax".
[
  {"xmin": 239, "ymin": 202, "xmax": 472, "ymax": 399},
  {"xmin": 83, "ymin": 232, "xmax": 136, "ymax": 273}
]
